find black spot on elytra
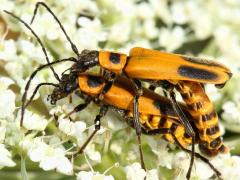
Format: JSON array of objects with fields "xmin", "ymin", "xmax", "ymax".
[
  {"xmin": 178, "ymin": 65, "xmax": 218, "ymax": 80},
  {"xmin": 110, "ymin": 53, "xmax": 120, "ymax": 64},
  {"xmin": 87, "ymin": 76, "xmax": 104, "ymax": 88}
]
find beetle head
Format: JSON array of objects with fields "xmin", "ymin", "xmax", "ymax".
[{"xmin": 48, "ymin": 73, "xmax": 78, "ymax": 105}]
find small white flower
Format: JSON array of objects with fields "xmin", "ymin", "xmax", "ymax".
[
  {"xmin": 108, "ymin": 21, "xmax": 131, "ymax": 44},
  {"xmin": 105, "ymin": 110, "xmax": 128, "ymax": 131},
  {"xmin": 192, "ymin": 13, "xmax": 213, "ymax": 40},
  {"xmin": 136, "ymin": 2, "xmax": 155, "ymax": 20},
  {"xmin": 4, "ymin": 61, "xmax": 24, "ymax": 83},
  {"xmin": 171, "ymin": 2, "xmax": 189, "ymax": 24},
  {"xmin": 85, "ymin": 144, "xmax": 101, "ymax": 162},
  {"xmin": 185, "ymin": 1, "xmax": 213, "ymax": 39},
  {"xmin": 204, "ymin": 84, "xmax": 222, "ymax": 102},
  {"xmin": 0, "ymin": 0, "xmax": 14, "ymax": 12},
  {"xmin": 211, "ymin": 154, "xmax": 240, "ymax": 180},
  {"xmin": 20, "ymin": 110, "xmax": 48, "ymax": 131},
  {"xmin": 146, "ymin": 169, "xmax": 158, "ymax": 180},
  {"xmin": 3, "ymin": 119, "xmax": 22, "ymax": 147},
  {"xmin": 20, "ymin": 76, "xmax": 41, "ymax": 101},
  {"xmin": 126, "ymin": 150, "xmax": 137, "ymax": 162},
  {"xmin": 18, "ymin": 40, "xmax": 47, "ymax": 64},
  {"xmin": 0, "ymin": 144, "xmax": 16, "ymax": 167},
  {"xmin": 159, "ymin": 26, "xmax": 185, "ymax": 51},
  {"xmin": 58, "ymin": 117, "xmax": 76, "ymax": 135},
  {"xmin": 142, "ymin": 20, "xmax": 158, "ymax": 39},
  {"xmin": 76, "ymin": 171, "xmax": 94, "ymax": 180},
  {"xmin": 222, "ymin": 101, "xmax": 240, "ymax": 132},
  {"xmin": 76, "ymin": 171, "xmax": 114, "ymax": 180},
  {"xmin": 49, "ymin": 105, "xmax": 66, "ymax": 116},
  {"xmin": 20, "ymin": 135, "xmax": 34, "ymax": 152},
  {"xmin": 147, "ymin": 138, "xmax": 172, "ymax": 169},
  {"xmin": 172, "ymin": 151, "xmax": 214, "ymax": 180},
  {"xmin": 149, "ymin": 0, "xmax": 172, "ymax": 25},
  {"xmin": 55, "ymin": 155, "xmax": 73, "ymax": 175},
  {"xmin": 0, "ymin": 77, "xmax": 14, "ymax": 90},
  {"xmin": 0, "ymin": 39, "xmax": 17, "ymax": 61},
  {"xmin": 29, "ymin": 12, "xmax": 62, "ymax": 41},
  {"xmin": 77, "ymin": 17, "xmax": 94, "ymax": 28},
  {"xmin": 28, "ymin": 139, "xmax": 47, "ymax": 162},
  {"xmin": 28, "ymin": 138, "xmax": 73, "ymax": 175},
  {"xmin": 76, "ymin": 19, "xmax": 107, "ymax": 49},
  {"xmin": 110, "ymin": 142, "xmax": 122, "ymax": 155},
  {"xmin": 0, "ymin": 89, "xmax": 15, "ymax": 119},
  {"xmin": 0, "ymin": 126, "xmax": 6, "ymax": 142},
  {"xmin": 124, "ymin": 163, "xmax": 146, "ymax": 180},
  {"xmin": 72, "ymin": 121, "xmax": 87, "ymax": 139},
  {"xmin": 58, "ymin": 117, "xmax": 87, "ymax": 144}
]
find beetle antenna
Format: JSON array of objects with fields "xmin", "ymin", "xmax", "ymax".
[
  {"xmin": 24, "ymin": 82, "xmax": 59, "ymax": 109},
  {"xmin": 21, "ymin": 82, "xmax": 59, "ymax": 126},
  {"xmin": 61, "ymin": 67, "xmax": 72, "ymax": 75},
  {"xmin": 20, "ymin": 57, "xmax": 77, "ymax": 127},
  {"xmin": 3, "ymin": 10, "xmax": 61, "ymax": 82},
  {"xmin": 30, "ymin": 2, "xmax": 80, "ymax": 57}
]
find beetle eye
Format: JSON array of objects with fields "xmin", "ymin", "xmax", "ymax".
[{"xmin": 65, "ymin": 85, "xmax": 72, "ymax": 92}]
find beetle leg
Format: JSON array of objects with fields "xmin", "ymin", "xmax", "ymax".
[
  {"xmin": 130, "ymin": 79, "xmax": 146, "ymax": 170},
  {"xmin": 148, "ymin": 80, "xmax": 196, "ymax": 179},
  {"xmin": 148, "ymin": 81, "xmax": 196, "ymax": 146},
  {"xmin": 74, "ymin": 105, "xmax": 108, "ymax": 156},
  {"xmin": 98, "ymin": 72, "xmax": 116, "ymax": 101},
  {"xmin": 64, "ymin": 97, "xmax": 92, "ymax": 119},
  {"xmin": 141, "ymin": 128, "xmax": 221, "ymax": 180},
  {"xmin": 148, "ymin": 84, "xmax": 156, "ymax": 91},
  {"xmin": 168, "ymin": 90, "xmax": 196, "ymax": 179},
  {"xmin": 68, "ymin": 95, "xmax": 72, "ymax": 104}
]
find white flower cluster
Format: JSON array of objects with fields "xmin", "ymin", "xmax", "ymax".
[
  {"xmin": 0, "ymin": 77, "xmax": 18, "ymax": 168},
  {"xmin": 0, "ymin": 0, "xmax": 240, "ymax": 179}
]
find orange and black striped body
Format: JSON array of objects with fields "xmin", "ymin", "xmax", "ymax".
[
  {"xmin": 73, "ymin": 47, "xmax": 232, "ymax": 155},
  {"xmin": 174, "ymin": 81, "xmax": 229, "ymax": 156},
  {"xmin": 78, "ymin": 73, "xmax": 221, "ymax": 178},
  {"xmin": 79, "ymin": 74, "xmax": 185, "ymax": 118},
  {"xmin": 126, "ymin": 111, "xmax": 192, "ymax": 147},
  {"xmin": 96, "ymin": 47, "xmax": 232, "ymax": 85},
  {"xmin": 78, "ymin": 74, "xmax": 193, "ymax": 147}
]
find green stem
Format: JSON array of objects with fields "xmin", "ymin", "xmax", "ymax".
[{"xmin": 21, "ymin": 154, "xmax": 28, "ymax": 180}]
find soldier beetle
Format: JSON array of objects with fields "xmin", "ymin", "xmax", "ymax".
[
  {"xmin": 7, "ymin": 2, "xmax": 232, "ymax": 167},
  {"xmin": 4, "ymin": 4, "xmax": 229, "ymax": 179},
  {"xmin": 12, "ymin": 4, "xmax": 231, "ymax": 162},
  {"xmin": 47, "ymin": 73, "xmax": 222, "ymax": 179},
  {"xmin": 5, "ymin": 2, "xmax": 231, "ymax": 147}
]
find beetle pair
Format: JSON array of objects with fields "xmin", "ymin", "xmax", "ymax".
[{"xmin": 4, "ymin": 2, "xmax": 231, "ymax": 179}]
